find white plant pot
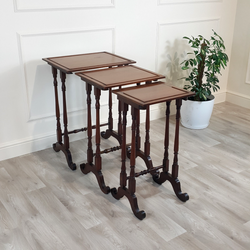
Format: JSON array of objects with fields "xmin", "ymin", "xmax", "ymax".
[{"xmin": 180, "ymin": 96, "xmax": 215, "ymax": 129}]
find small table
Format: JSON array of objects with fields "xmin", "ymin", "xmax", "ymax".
[
  {"xmin": 76, "ymin": 65, "xmax": 165, "ymax": 194},
  {"xmin": 43, "ymin": 52, "xmax": 135, "ymax": 170},
  {"xmin": 112, "ymin": 82, "xmax": 194, "ymax": 220}
]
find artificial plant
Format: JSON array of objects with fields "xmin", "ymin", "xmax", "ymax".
[{"xmin": 181, "ymin": 30, "xmax": 229, "ymax": 101}]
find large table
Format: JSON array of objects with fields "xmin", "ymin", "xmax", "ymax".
[
  {"xmin": 43, "ymin": 52, "xmax": 136, "ymax": 170},
  {"xmin": 112, "ymin": 82, "xmax": 194, "ymax": 219},
  {"xmin": 43, "ymin": 52, "xmax": 193, "ymax": 220},
  {"xmin": 76, "ymin": 65, "xmax": 165, "ymax": 194}
]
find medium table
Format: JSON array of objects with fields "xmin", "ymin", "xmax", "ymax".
[
  {"xmin": 76, "ymin": 65, "xmax": 165, "ymax": 194},
  {"xmin": 112, "ymin": 82, "xmax": 194, "ymax": 219},
  {"xmin": 43, "ymin": 52, "xmax": 135, "ymax": 170}
]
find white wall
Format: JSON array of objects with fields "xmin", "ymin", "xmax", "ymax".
[
  {"xmin": 0, "ymin": 0, "xmax": 237, "ymax": 161},
  {"xmin": 227, "ymin": 0, "xmax": 250, "ymax": 108}
]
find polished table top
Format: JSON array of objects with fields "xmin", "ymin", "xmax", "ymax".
[
  {"xmin": 42, "ymin": 51, "xmax": 136, "ymax": 73},
  {"xmin": 113, "ymin": 82, "xmax": 194, "ymax": 109},
  {"xmin": 76, "ymin": 65, "xmax": 165, "ymax": 90}
]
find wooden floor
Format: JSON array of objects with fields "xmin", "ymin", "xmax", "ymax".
[{"xmin": 0, "ymin": 102, "xmax": 250, "ymax": 250}]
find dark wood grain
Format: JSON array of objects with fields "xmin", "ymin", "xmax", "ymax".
[
  {"xmin": 44, "ymin": 52, "xmax": 136, "ymax": 170},
  {"xmin": 43, "ymin": 51, "xmax": 136, "ymax": 73}
]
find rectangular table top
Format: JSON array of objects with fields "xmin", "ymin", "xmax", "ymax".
[
  {"xmin": 76, "ymin": 65, "xmax": 165, "ymax": 90},
  {"xmin": 42, "ymin": 51, "xmax": 136, "ymax": 73},
  {"xmin": 113, "ymin": 82, "xmax": 194, "ymax": 109}
]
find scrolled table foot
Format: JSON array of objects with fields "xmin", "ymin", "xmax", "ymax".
[
  {"xmin": 152, "ymin": 171, "xmax": 166, "ymax": 185},
  {"xmin": 52, "ymin": 142, "xmax": 76, "ymax": 171},
  {"xmin": 64, "ymin": 149, "xmax": 76, "ymax": 171},
  {"xmin": 80, "ymin": 163, "xmax": 110, "ymax": 194},
  {"xmin": 170, "ymin": 177, "xmax": 189, "ymax": 202},
  {"xmin": 111, "ymin": 187, "xmax": 124, "ymax": 200},
  {"xmin": 96, "ymin": 170, "xmax": 110, "ymax": 194},
  {"xmin": 111, "ymin": 187, "xmax": 146, "ymax": 220},
  {"xmin": 176, "ymin": 192, "xmax": 189, "ymax": 202},
  {"xmin": 69, "ymin": 162, "xmax": 77, "ymax": 171},
  {"xmin": 101, "ymin": 130, "xmax": 111, "ymax": 139},
  {"xmin": 53, "ymin": 142, "xmax": 61, "ymax": 152},
  {"xmin": 101, "ymin": 130, "xmax": 122, "ymax": 145},
  {"xmin": 153, "ymin": 172, "xmax": 188, "ymax": 202},
  {"xmin": 128, "ymin": 194, "xmax": 146, "ymax": 220},
  {"xmin": 80, "ymin": 163, "xmax": 91, "ymax": 174}
]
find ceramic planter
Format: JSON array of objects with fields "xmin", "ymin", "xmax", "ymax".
[{"xmin": 180, "ymin": 96, "xmax": 215, "ymax": 129}]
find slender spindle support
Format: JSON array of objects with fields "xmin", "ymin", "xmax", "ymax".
[
  {"xmin": 52, "ymin": 67, "xmax": 62, "ymax": 144},
  {"xmin": 172, "ymin": 99, "xmax": 181, "ymax": 179},
  {"xmin": 94, "ymin": 87, "xmax": 102, "ymax": 171},
  {"xmin": 86, "ymin": 83, "xmax": 93, "ymax": 164},
  {"xmin": 120, "ymin": 102, "xmax": 128, "ymax": 188},
  {"xmin": 118, "ymin": 86, "xmax": 122, "ymax": 136},
  {"xmin": 60, "ymin": 71, "xmax": 69, "ymax": 150},
  {"xmin": 144, "ymin": 106, "xmax": 150, "ymax": 156},
  {"xmin": 108, "ymin": 88, "xmax": 113, "ymax": 131},
  {"xmin": 129, "ymin": 107, "xmax": 138, "ymax": 194},
  {"xmin": 163, "ymin": 101, "xmax": 171, "ymax": 172}
]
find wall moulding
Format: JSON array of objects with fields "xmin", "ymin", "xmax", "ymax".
[
  {"xmin": 14, "ymin": 0, "xmax": 114, "ymax": 12},
  {"xmin": 155, "ymin": 17, "xmax": 220, "ymax": 87},
  {"xmin": 17, "ymin": 27, "xmax": 115, "ymax": 122},
  {"xmin": 245, "ymin": 52, "xmax": 250, "ymax": 84},
  {"xmin": 158, "ymin": 0, "xmax": 222, "ymax": 5}
]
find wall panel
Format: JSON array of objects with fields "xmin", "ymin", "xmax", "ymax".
[
  {"xmin": 156, "ymin": 18, "xmax": 220, "ymax": 88},
  {"xmin": 18, "ymin": 28, "xmax": 114, "ymax": 121},
  {"xmin": 14, "ymin": 0, "xmax": 114, "ymax": 11},
  {"xmin": 158, "ymin": 0, "xmax": 221, "ymax": 5},
  {"xmin": 0, "ymin": 0, "xmax": 237, "ymax": 161}
]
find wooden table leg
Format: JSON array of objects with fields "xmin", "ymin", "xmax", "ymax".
[
  {"xmin": 101, "ymin": 87, "xmax": 122, "ymax": 145},
  {"xmin": 111, "ymin": 101, "xmax": 128, "ymax": 196},
  {"xmin": 52, "ymin": 67, "xmax": 62, "ymax": 146},
  {"xmin": 111, "ymin": 105, "xmax": 146, "ymax": 220},
  {"xmin": 153, "ymin": 99, "xmax": 188, "ymax": 202},
  {"xmin": 52, "ymin": 67, "xmax": 76, "ymax": 170},
  {"xmin": 81, "ymin": 86, "xmax": 110, "ymax": 194},
  {"xmin": 129, "ymin": 106, "xmax": 155, "ymax": 176},
  {"xmin": 163, "ymin": 101, "xmax": 171, "ymax": 172},
  {"xmin": 80, "ymin": 83, "xmax": 93, "ymax": 174}
]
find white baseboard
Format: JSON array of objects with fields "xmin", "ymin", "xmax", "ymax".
[
  {"xmin": 0, "ymin": 133, "xmax": 55, "ymax": 162},
  {"xmin": 226, "ymin": 91, "xmax": 250, "ymax": 109},
  {"xmin": 0, "ymin": 104, "xmax": 167, "ymax": 162},
  {"xmin": 214, "ymin": 91, "xmax": 227, "ymax": 104},
  {"xmin": 0, "ymin": 131, "xmax": 89, "ymax": 162},
  {"xmin": 0, "ymin": 91, "xmax": 233, "ymax": 162}
]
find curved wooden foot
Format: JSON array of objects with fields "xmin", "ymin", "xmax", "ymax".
[
  {"xmin": 52, "ymin": 142, "xmax": 76, "ymax": 171},
  {"xmin": 53, "ymin": 143, "xmax": 61, "ymax": 152},
  {"xmin": 111, "ymin": 187, "xmax": 146, "ymax": 220},
  {"xmin": 153, "ymin": 172, "xmax": 189, "ymax": 202},
  {"xmin": 101, "ymin": 130, "xmax": 122, "ymax": 145},
  {"xmin": 80, "ymin": 163, "xmax": 91, "ymax": 175},
  {"xmin": 80, "ymin": 163, "xmax": 110, "ymax": 194},
  {"xmin": 101, "ymin": 130, "xmax": 111, "ymax": 139},
  {"xmin": 110, "ymin": 187, "xmax": 124, "ymax": 200}
]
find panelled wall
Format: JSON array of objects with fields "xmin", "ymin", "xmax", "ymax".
[
  {"xmin": 0, "ymin": 0, "xmax": 237, "ymax": 161},
  {"xmin": 227, "ymin": 0, "xmax": 250, "ymax": 108}
]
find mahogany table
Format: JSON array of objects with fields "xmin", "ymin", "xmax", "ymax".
[
  {"xmin": 43, "ymin": 52, "xmax": 135, "ymax": 170},
  {"xmin": 76, "ymin": 65, "xmax": 165, "ymax": 194},
  {"xmin": 112, "ymin": 82, "xmax": 194, "ymax": 219}
]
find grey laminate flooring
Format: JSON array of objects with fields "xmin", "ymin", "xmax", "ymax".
[{"xmin": 0, "ymin": 102, "xmax": 250, "ymax": 250}]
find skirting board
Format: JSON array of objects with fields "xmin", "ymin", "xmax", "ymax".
[
  {"xmin": 0, "ymin": 91, "xmax": 227, "ymax": 162},
  {"xmin": 0, "ymin": 106, "xmax": 166, "ymax": 162},
  {"xmin": 226, "ymin": 91, "xmax": 250, "ymax": 109}
]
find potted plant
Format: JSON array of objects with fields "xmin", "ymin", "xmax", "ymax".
[{"xmin": 180, "ymin": 30, "xmax": 229, "ymax": 129}]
